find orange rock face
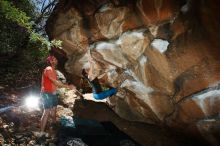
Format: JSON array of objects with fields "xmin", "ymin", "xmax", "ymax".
[{"xmin": 136, "ymin": 0, "xmax": 179, "ymax": 25}]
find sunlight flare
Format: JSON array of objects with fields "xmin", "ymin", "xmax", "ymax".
[{"xmin": 24, "ymin": 95, "xmax": 40, "ymax": 110}]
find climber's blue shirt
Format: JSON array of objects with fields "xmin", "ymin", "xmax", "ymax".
[
  {"xmin": 83, "ymin": 76, "xmax": 117, "ymax": 100},
  {"xmin": 93, "ymin": 88, "xmax": 117, "ymax": 100}
]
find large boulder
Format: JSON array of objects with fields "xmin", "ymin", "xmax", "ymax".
[{"xmin": 46, "ymin": 0, "xmax": 220, "ymax": 143}]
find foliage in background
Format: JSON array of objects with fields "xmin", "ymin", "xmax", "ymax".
[
  {"xmin": 0, "ymin": 13, "xmax": 26, "ymax": 54},
  {"xmin": 0, "ymin": 0, "xmax": 32, "ymax": 55},
  {"xmin": 0, "ymin": 0, "xmax": 61, "ymax": 59},
  {"xmin": 1, "ymin": 0, "xmax": 32, "ymax": 31}
]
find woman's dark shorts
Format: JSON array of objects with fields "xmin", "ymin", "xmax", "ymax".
[{"xmin": 41, "ymin": 92, "xmax": 58, "ymax": 109}]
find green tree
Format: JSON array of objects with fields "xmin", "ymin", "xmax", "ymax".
[
  {"xmin": 0, "ymin": 0, "xmax": 61, "ymax": 59},
  {"xmin": 0, "ymin": 0, "xmax": 33, "ymax": 56}
]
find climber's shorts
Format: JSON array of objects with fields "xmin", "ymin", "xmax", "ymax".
[
  {"xmin": 93, "ymin": 88, "xmax": 117, "ymax": 100},
  {"xmin": 41, "ymin": 92, "xmax": 58, "ymax": 109}
]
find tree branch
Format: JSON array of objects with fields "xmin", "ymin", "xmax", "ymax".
[{"xmin": 35, "ymin": 0, "xmax": 57, "ymax": 25}]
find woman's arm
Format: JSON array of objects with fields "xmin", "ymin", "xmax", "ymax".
[{"xmin": 48, "ymin": 76, "xmax": 75, "ymax": 90}]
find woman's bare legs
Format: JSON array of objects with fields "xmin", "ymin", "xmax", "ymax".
[{"xmin": 40, "ymin": 109, "xmax": 51, "ymax": 132}]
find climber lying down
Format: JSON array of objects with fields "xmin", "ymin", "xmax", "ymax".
[{"xmin": 81, "ymin": 69, "xmax": 117, "ymax": 100}]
